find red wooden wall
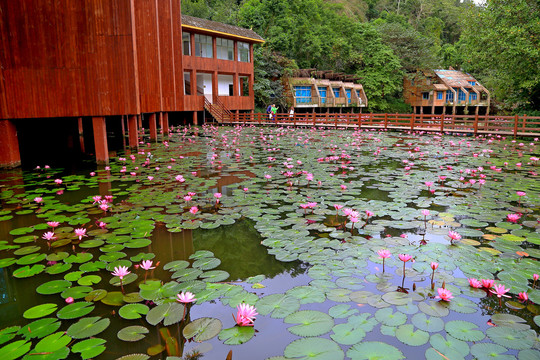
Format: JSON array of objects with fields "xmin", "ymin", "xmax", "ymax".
[{"xmin": 0, "ymin": 0, "xmax": 184, "ymax": 119}]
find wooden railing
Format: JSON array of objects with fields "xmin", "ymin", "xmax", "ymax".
[
  {"xmin": 204, "ymin": 97, "xmax": 233, "ymax": 123},
  {"xmin": 220, "ymin": 113, "xmax": 540, "ymax": 137}
]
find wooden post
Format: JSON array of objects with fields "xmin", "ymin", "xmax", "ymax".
[
  {"xmin": 193, "ymin": 111, "xmax": 198, "ymax": 125},
  {"xmin": 513, "ymin": 114, "xmax": 519, "ymax": 138},
  {"xmin": 358, "ymin": 112, "xmax": 361, "ymax": 128},
  {"xmin": 522, "ymin": 114, "xmax": 527, "ymax": 134},
  {"xmin": 440, "ymin": 114, "xmax": 444, "ymax": 132},
  {"xmin": 162, "ymin": 112, "xmax": 169, "ymax": 136},
  {"xmin": 313, "ymin": 112, "xmax": 316, "ymax": 127},
  {"xmin": 0, "ymin": 119, "xmax": 21, "ymax": 168},
  {"xmin": 120, "ymin": 115, "xmax": 126, "ymax": 149},
  {"xmin": 384, "ymin": 113, "xmax": 388, "ymax": 129},
  {"xmin": 78, "ymin": 117, "xmax": 86, "ymax": 153},
  {"xmin": 128, "ymin": 115, "xmax": 138, "ymax": 148},
  {"xmin": 149, "ymin": 113, "xmax": 158, "ymax": 141},
  {"xmin": 473, "ymin": 113, "xmax": 479, "ymax": 136},
  {"xmin": 92, "ymin": 117, "xmax": 109, "ymax": 165}
]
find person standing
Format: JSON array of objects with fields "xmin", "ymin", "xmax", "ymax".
[
  {"xmin": 266, "ymin": 104, "xmax": 273, "ymax": 121},
  {"xmin": 271, "ymin": 104, "xmax": 278, "ymax": 122}
]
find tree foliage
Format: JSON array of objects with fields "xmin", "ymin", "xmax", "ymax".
[{"xmin": 459, "ymin": 0, "xmax": 540, "ymax": 111}]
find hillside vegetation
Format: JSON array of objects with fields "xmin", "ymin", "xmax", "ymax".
[{"xmin": 182, "ymin": 0, "xmax": 540, "ymax": 114}]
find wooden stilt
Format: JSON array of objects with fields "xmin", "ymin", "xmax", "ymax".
[
  {"xmin": 193, "ymin": 111, "xmax": 198, "ymax": 125},
  {"xmin": 78, "ymin": 117, "xmax": 86, "ymax": 153},
  {"xmin": 162, "ymin": 112, "xmax": 169, "ymax": 136},
  {"xmin": 149, "ymin": 113, "xmax": 157, "ymax": 141},
  {"xmin": 92, "ymin": 117, "xmax": 109, "ymax": 165},
  {"xmin": 0, "ymin": 119, "xmax": 21, "ymax": 168},
  {"xmin": 128, "ymin": 115, "xmax": 138, "ymax": 148}
]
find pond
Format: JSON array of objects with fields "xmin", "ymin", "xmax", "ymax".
[{"xmin": 0, "ymin": 125, "xmax": 539, "ymax": 360}]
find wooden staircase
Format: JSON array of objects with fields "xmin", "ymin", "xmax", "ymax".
[{"xmin": 204, "ymin": 97, "xmax": 233, "ymax": 123}]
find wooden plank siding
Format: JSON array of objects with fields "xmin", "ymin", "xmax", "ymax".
[{"xmin": 0, "ymin": 0, "xmax": 185, "ymax": 120}]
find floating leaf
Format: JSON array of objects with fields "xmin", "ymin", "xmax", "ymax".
[
  {"xmin": 330, "ymin": 323, "xmax": 366, "ymax": 345},
  {"xmin": 395, "ymin": 324, "xmax": 429, "ymax": 346},
  {"xmin": 146, "ymin": 303, "xmax": 185, "ymax": 326},
  {"xmin": 347, "ymin": 341, "xmax": 404, "ymax": 360},
  {"xmin": 0, "ymin": 326, "xmax": 20, "ymax": 345},
  {"xmin": 67, "ymin": 316, "xmax": 110, "ymax": 339},
  {"xmin": 57, "ymin": 302, "xmax": 95, "ymax": 320},
  {"xmin": 256, "ymin": 294, "xmax": 300, "ymax": 319},
  {"xmin": 119, "ymin": 304, "xmax": 149, "ymax": 320},
  {"xmin": 218, "ymin": 326, "xmax": 254, "ymax": 345},
  {"xmin": 0, "ymin": 340, "xmax": 32, "ymax": 360},
  {"xmin": 183, "ymin": 317, "xmax": 222, "ymax": 342},
  {"xmin": 101, "ymin": 291, "xmax": 124, "ymax": 306},
  {"xmin": 192, "ymin": 257, "xmax": 221, "ymax": 270},
  {"xmin": 284, "ymin": 338, "xmax": 344, "ymax": 360},
  {"xmin": 18, "ymin": 318, "xmax": 60, "ymax": 340},
  {"xmin": 470, "ymin": 343, "xmax": 514, "ymax": 360},
  {"xmin": 445, "ymin": 320, "xmax": 485, "ymax": 342},
  {"xmin": 284, "ymin": 310, "xmax": 334, "ymax": 337},
  {"xmin": 24, "ymin": 303, "xmax": 58, "ymax": 319},
  {"xmin": 36, "ymin": 280, "xmax": 72, "ymax": 295},
  {"xmin": 491, "ymin": 314, "xmax": 530, "ymax": 330},
  {"xmin": 85, "ymin": 289, "xmax": 107, "ymax": 302},
  {"xmin": 117, "ymin": 326, "xmax": 149, "ymax": 342},
  {"xmin": 486, "ymin": 327, "xmax": 536, "ymax": 350},
  {"xmin": 34, "ymin": 331, "xmax": 72, "ymax": 353},
  {"xmin": 418, "ymin": 300, "xmax": 449, "ymax": 317},
  {"xmin": 71, "ymin": 338, "xmax": 106, "ymax": 360},
  {"xmin": 115, "ymin": 354, "xmax": 149, "ymax": 360},
  {"xmin": 375, "ymin": 308, "xmax": 407, "ymax": 327},
  {"xmin": 328, "ymin": 304, "xmax": 358, "ymax": 319}
]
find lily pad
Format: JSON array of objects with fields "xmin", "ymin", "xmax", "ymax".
[
  {"xmin": 71, "ymin": 338, "xmax": 106, "ymax": 359},
  {"xmin": 347, "ymin": 341, "xmax": 404, "ymax": 360},
  {"xmin": 24, "ymin": 303, "xmax": 58, "ymax": 319},
  {"xmin": 117, "ymin": 326, "xmax": 149, "ymax": 342},
  {"xmin": 284, "ymin": 310, "xmax": 334, "ymax": 337},
  {"xmin": 119, "ymin": 304, "xmax": 149, "ymax": 320},
  {"xmin": 66, "ymin": 316, "xmax": 110, "ymax": 339},
  {"xmin": 0, "ymin": 340, "xmax": 32, "ymax": 360},
  {"xmin": 284, "ymin": 338, "xmax": 344, "ymax": 360},
  {"xmin": 256, "ymin": 294, "xmax": 300, "ymax": 319},
  {"xmin": 445, "ymin": 320, "xmax": 485, "ymax": 342},
  {"xmin": 18, "ymin": 318, "xmax": 61, "ymax": 340},
  {"xmin": 36, "ymin": 280, "xmax": 72, "ymax": 295},
  {"xmin": 183, "ymin": 317, "xmax": 222, "ymax": 342},
  {"xmin": 486, "ymin": 327, "xmax": 536, "ymax": 350},
  {"xmin": 218, "ymin": 326, "xmax": 254, "ymax": 345},
  {"xmin": 146, "ymin": 303, "xmax": 185, "ymax": 326},
  {"xmin": 395, "ymin": 324, "xmax": 429, "ymax": 346}
]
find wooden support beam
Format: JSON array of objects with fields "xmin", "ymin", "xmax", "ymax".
[
  {"xmin": 193, "ymin": 111, "xmax": 198, "ymax": 125},
  {"xmin": 128, "ymin": 115, "xmax": 138, "ymax": 148},
  {"xmin": 0, "ymin": 119, "xmax": 21, "ymax": 168},
  {"xmin": 162, "ymin": 112, "xmax": 169, "ymax": 136},
  {"xmin": 149, "ymin": 113, "xmax": 157, "ymax": 141},
  {"xmin": 78, "ymin": 117, "xmax": 86, "ymax": 153},
  {"xmin": 92, "ymin": 117, "xmax": 109, "ymax": 165}
]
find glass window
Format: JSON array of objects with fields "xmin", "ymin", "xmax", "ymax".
[
  {"xmin": 239, "ymin": 76, "xmax": 249, "ymax": 96},
  {"xmin": 468, "ymin": 81, "xmax": 476, "ymax": 86},
  {"xmin": 182, "ymin": 32, "xmax": 191, "ymax": 56},
  {"xmin": 332, "ymin": 88, "xmax": 340, "ymax": 98},
  {"xmin": 356, "ymin": 90, "xmax": 363, "ymax": 104},
  {"xmin": 318, "ymin": 87, "xmax": 327, "ymax": 104},
  {"xmin": 422, "ymin": 92, "xmax": 429, "ymax": 100},
  {"xmin": 437, "ymin": 92, "xmax": 443, "ymax": 100},
  {"xmin": 469, "ymin": 93, "xmax": 477, "ymax": 101},
  {"xmin": 216, "ymin": 37, "xmax": 234, "ymax": 60},
  {"xmin": 294, "ymin": 86, "xmax": 312, "ymax": 103},
  {"xmin": 346, "ymin": 89, "xmax": 352, "ymax": 104},
  {"xmin": 238, "ymin": 42, "xmax": 250, "ymax": 62},
  {"xmin": 194, "ymin": 34, "xmax": 213, "ymax": 58},
  {"xmin": 184, "ymin": 72, "xmax": 191, "ymax": 95},
  {"xmin": 446, "ymin": 90, "xmax": 454, "ymax": 102},
  {"xmin": 458, "ymin": 89, "xmax": 466, "ymax": 102}
]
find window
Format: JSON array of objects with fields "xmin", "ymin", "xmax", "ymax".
[
  {"xmin": 469, "ymin": 93, "xmax": 477, "ymax": 101},
  {"xmin": 295, "ymin": 86, "xmax": 312, "ymax": 103},
  {"xmin": 194, "ymin": 34, "xmax": 213, "ymax": 58},
  {"xmin": 238, "ymin": 42, "xmax": 250, "ymax": 62},
  {"xmin": 468, "ymin": 81, "xmax": 476, "ymax": 86},
  {"xmin": 184, "ymin": 72, "xmax": 191, "ymax": 95},
  {"xmin": 218, "ymin": 74, "xmax": 234, "ymax": 96},
  {"xmin": 346, "ymin": 89, "xmax": 352, "ymax": 104},
  {"xmin": 182, "ymin": 32, "xmax": 191, "ymax": 55},
  {"xmin": 318, "ymin": 87, "xmax": 327, "ymax": 104},
  {"xmin": 458, "ymin": 89, "xmax": 466, "ymax": 102},
  {"xmin": 239, "ymin": 76, "xmax": 249, "ymax": 96},
  {"xmin": 356, "ymin": 90, "xmax": 363, "ymax": 104},
  {"xmin": 422, "ymin": 92, "xmax": 430, "ymax": 100},
  {"xmin": 216, "ymin": 37, "xmax": 234, "ymax": 60},
  {"xmin": 446, "ymin": 90, "xmax": 454, "ymax": 102},
  {"xmin": 332, "ymin": 88, "xmax": 340, "ymax": 98},
  {"xmin": 437, "ymin": 92, "xmax": 443, "ymax": 100}
]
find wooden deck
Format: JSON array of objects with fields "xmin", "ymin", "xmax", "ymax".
[{"xmin": 221, "ymin": 113, "xmax": 540, "ymax": 138}]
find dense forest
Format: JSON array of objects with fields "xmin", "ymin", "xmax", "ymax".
[{"xmin": 182, "ymin": 0, "xmax": 540, "ymax": 114}]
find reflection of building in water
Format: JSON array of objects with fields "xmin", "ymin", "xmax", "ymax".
[{"xmin": 0, "ymin": 268, "xmax": 12, "ymax": 305}]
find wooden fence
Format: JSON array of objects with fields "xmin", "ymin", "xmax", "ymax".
[{"xmin": 222, "ymin": 113, "xmax": 540, "ymax": 137}]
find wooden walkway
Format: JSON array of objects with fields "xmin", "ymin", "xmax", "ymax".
[{"xmin": 221, "ymin": 113, "xmax": 540, "ymax": 138}]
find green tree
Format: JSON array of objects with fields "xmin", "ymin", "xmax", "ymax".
[{"xmin": 459, "ymin": 0, "xmax": 540, "ymax": 110}]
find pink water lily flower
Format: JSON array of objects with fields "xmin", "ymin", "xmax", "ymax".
[
  {"xmin": 42, "ymin": 231, "xmax": 56, "ymax": 241},
  {"xmin": 34, "ymin": 197, "xmax": 43, "ymax": 203},
  {"xmin": 421, "ymin": 209, "xmax": 430, "ymax": 217},
  {"xmin": 54, "ymin": 179, "xmax": 62, "ymax": 185},
  {"xmin": 435, "ymin": 288, "xmax": 453, "ymax": 301},
  {"xmin": 490, "ymin": 284, "xmax": 511, "ymax": 298},
  {"xmin": 448, "ymin": 230, "xmax": 461, "ymax": 244},
  {"xmin": 378, "ymin": 249, "xmax": 391, "ymax": 259},
  {"xmin": 177, "ymin": 291, "xmax": 197, "ymax": 304},
  {"xmin": 507, "ymin": 213, "xmax": 521, "ymax": 223},
  {"xmin": 425, "ymin": 181, "xmax": 433, "ymax": 188},
  {"xmin": 74, "ymin": 228, "xmax": 87, "ymax": 240},
  {"xmin": 214, "ymin": 192, "xmax": 222, "ymax": 202},
  {"xmin": 468, "ymin": 278, "xmax": 482, "ymax": 288},
  {"xmin": 47, "ymin": 221, "xmax": 60, "ymax": 228},
  {"xmin": 112, "ymin": 266, "xmax": 131, "ymax": 280},
  {"xmin": 140, "ymin": 260, "xmax": 155, "ymax": 271},
  {"xmin": 481, "ymin": 279, "xmax": 494, "ymax": 289},
  {"xmin": 234, "ymin": 303, "xmax": 258, "ymax": 327},
  {"xmin": 430, "ymin": 262, "xmax": 438, "ymax": 270},
  {"xmin": 365, "ymin": 210, "xmax": 374, "ymax": 218},
  {"xmin": 398, "ymin": 254, "xmax": 412, "ymax": 262},
  {"xmin": 518, "ymin": 292, "xmax": 528, "ymax": 302},
  {"xmin": 189, "ymin": 206, "xmax": 199, "ymax": 215}
]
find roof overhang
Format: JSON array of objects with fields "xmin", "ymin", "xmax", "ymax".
[{"xmin": 181, "ymin": 24, "xmax": 265, "ymax": 43}]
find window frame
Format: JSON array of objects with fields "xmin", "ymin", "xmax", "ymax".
[
  {"xmin": 216, "ymin": 37, "xmax": 234, "ymax": 61},
  {"xmin": 194, "ymin": 34, "xmax": 213, "ymax": 58},
  {"xmin": 182, "ymin": 32, "xmax": 191, "ymax": 56},
  {"xmin": 238, "ymin": 42, "xmax": 250, "ymax": 62}
]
